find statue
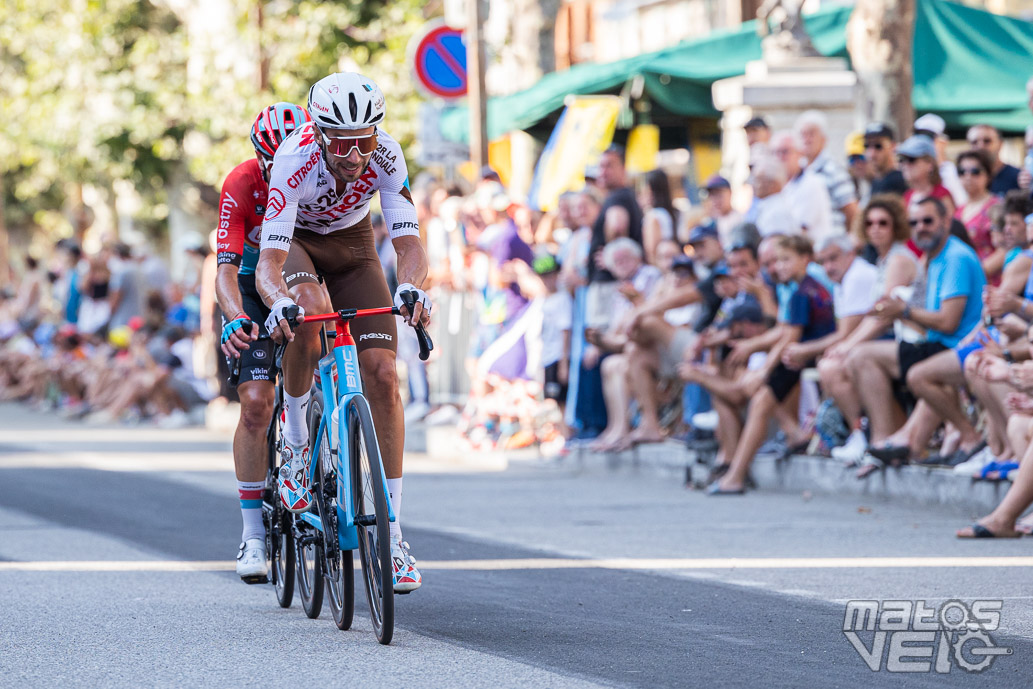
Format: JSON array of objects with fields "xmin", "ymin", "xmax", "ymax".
[{"xmin": 756, "ymin": 0, "xmax": 821, "ymax": 62}]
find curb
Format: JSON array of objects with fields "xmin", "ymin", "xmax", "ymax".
[{"xmin": 571, "ymin": 442, "xmax": 1013, "ymax": 515}]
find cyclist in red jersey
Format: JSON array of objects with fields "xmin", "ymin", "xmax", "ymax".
[{"xmin": 215, "ymin": 102, "xmax": 310, "ymax": 582}]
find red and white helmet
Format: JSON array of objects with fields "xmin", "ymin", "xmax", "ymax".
[
  {"xmin": 307, "ymin": 72, "xmax": 385, "ymax": 130},
  {"xmin": 250, "ymin": 102, "xmax": 311, "ymax": 159}
]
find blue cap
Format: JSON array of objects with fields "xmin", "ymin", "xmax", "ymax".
[
  {"xmin": 688, "ymin": 221, "xmax": 720, "ymax": 244},
  {"xmin": 896, "ymin": 134, "xmax": 936, "ymax": 160}
]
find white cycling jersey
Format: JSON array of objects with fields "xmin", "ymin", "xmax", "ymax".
[{"xmin": 260, "ymin": 122, "xmax": 419, "ymax": 253}]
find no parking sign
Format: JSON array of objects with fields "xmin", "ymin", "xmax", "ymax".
[{"xmin": 410, "ymin": 21, "xmax": 467, "ymax": 100}]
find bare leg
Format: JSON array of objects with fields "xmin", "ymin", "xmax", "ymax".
[
  {"xmin": 719, "ymin": 386, "xmax": 779, "ymax": 492},
  {"xmin": 626, "ymin": 346, "xmax": 665, "ymax": 442},
  {"xmin": 848, "ymin": 341, "xmax": 904, "ymax": 444},
  {"xmin": 818, "ymin": 356, "xmax": 861, "ymax": 427},
  {"xmin": 713, "ymin": 398, "xmax": 742, "ymax": 465},
  {"xmin": 906, "ymin": 351, "xmax": 981, "ymax": 450},
  {"xmin": 957, "ymin": 434, "xmax": 1033, "ymax": 537},
  {"xmin": 235, "ymin": 380, "xmax": 276, "ymax": 482},
  {"xmin": 591, "ymin": 354, "xmax": 632, "ymax": 449},
  {"xmin": 360, "ymin": 348, "xmax": 405, "ymax": 479}
]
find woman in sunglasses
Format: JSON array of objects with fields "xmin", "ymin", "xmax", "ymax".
[
  {"xmin": 898, "ymin": 135, "xmax": 955, "ymax": 218},
  {"xmin": 954, "ymin": 149, "xmax": 1003, "ymax": 280}
]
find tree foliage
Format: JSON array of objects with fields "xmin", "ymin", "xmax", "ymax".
[{"xmin": 0, "ymin": 0, "xmax": 430, "ymax": 242}]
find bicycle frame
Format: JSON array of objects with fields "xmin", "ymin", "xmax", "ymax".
[{"xmin": 295, "ymin": 307, "xmax": 396, "ymax": 551}]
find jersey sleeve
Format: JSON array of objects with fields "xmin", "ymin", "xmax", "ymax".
[
  {"xmin": 259, "ymin": 150, "xmax": 304, "ymax": 253},
  {"xmin": 378, "ymin": 140, "xmax": 420, "ymax": 240},
  {"xmin": 217, "ymin": 169, "xmax": 248, "ymax": 268}
]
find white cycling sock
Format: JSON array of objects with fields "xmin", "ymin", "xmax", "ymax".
[
  {"xmin": 238, "ymin": 480, "xmax": 266, "ymax": 542},
  {"xmin": 283, "ymin": 390, "xmax": 311, "ymax": 447},
  {"xmin": 387, "ymin": 477, "xmax": 403, "ymax": 541}
]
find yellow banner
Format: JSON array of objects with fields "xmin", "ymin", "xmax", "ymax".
[
  {"xmin": 626, "ymin": 124, "xmax": 659, "ymax": 175},
  {"xmin": 529, "ymin": 96, "xmax": 621, "ymax": 212}
]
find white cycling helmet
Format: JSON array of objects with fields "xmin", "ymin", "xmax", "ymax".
[{"xmin": 307, "ymin": 72, "xmax": 385, "ymax": 130}]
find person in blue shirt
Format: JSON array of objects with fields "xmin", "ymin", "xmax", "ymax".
[{"xmin": 846, "ymin": 196, "xmax": 986, "ymax": 469}]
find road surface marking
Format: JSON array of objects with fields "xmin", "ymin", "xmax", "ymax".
[{"xmin": 4, "ymin": 556, "xmax": 1033, "ymax": 572}]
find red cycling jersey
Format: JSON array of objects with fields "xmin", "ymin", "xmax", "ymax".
[{"xmin": 216, "ymin": 158, "xmax": 268, "ymax": 276}]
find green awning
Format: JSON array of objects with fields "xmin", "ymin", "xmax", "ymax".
[{"xmin": 440, "ymin": 0, "xmax": 1033, "ymax": 143}]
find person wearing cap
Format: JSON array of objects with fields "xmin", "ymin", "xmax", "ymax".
[
  {"xmin": 532, "ymin": 254, "xmax": 574, "ymax": 408},
  {"xmin": 772, "ymin": 130, "xmax": 833, "ymax": 242},
  {"xmin": 844, "ymin": 131, "xmax": 870, "ymax": 203},
  {"xmin": 898, "ymin": 134, "xmax": 955, "ymax": 215},
  {"xmin": 795, "ymin": 110, "xmax": 859, "ymax": 235},
  {"xmin": 702, "ymin": 173, "xmax": 743, "ymax": 248},
  {"xmin": 864, "ymin": 123, "xmax": 909, "ymax": 196},
  {"xmin": 967, "ymin": 124, "xmax": 1021, "ymax": 195},
  {"xmin": 913, "ymin": 113, "xmax": 966, "ymax": 205},
  {"xmin": 744, "ymin": 116, "xmax": 771, "ymax": 147}
]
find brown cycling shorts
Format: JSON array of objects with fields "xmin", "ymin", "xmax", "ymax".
[{"xmin": 282, "ymin": 214, "xmax": 397, "ymax": 354}]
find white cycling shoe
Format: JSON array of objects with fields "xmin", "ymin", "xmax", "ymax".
[
  {"xmin": 236, "ymin": 538, "xmax": 269, "ymax": 583},
  {"xmin": 391, "ymin": 537, "xmax": 422, "ymax": 593}
]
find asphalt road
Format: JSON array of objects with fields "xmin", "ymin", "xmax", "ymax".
[{"xmin": 1, "ymin": 402, "xmax": 1032, "ymax": 688}]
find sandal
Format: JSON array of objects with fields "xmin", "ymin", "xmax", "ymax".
[
  {"xmin": 956, "ymin": 523, "xmax": 1022, "ymax": 539},
  {"xmin": 856, "ymin": 455, "xmax": 884, "ymax": 479},
  {"xmin": 979, "ymin": 461, "xmax": 1019, "ymax": 481}
]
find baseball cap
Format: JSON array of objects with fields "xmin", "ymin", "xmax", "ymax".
[
  {"xmin": 896, "ymin": 134, "xmax": 937, "ymax": 160},
  {"xmin": 744, "ymin": 116, "xmax": 769, "ymax": 130},
  {"xmin": 703, "ymin": 174, "xmax": 731, "ymax": 190},
  {"xmin": 914, "ymin": 113, "xmax": 946, "ymax": 139},
  {"xmin": 864, "ymin": 122, "xmax": 896, "ymax": 141},
  {"xmin": 584, "ymin": 162, "xmax": 601, "ymax": 181},
  {"xmin": 671, "ymin": 254, "xmax": 695, "ymax": 273},
  {"xmin": 688, "ymin": 221, "xmax": 720, "ymax": 244},
  {"xmin": 719, "ymin": 297, "xmax": 765, "ymax": 328},
  {"xmin": 479, "ymin": 165, "xmax": 501, "ymax": 181},
  {"xmin": 533, "ymin": 254, "xmax": 560, "ymax": 275},
  {"xmin": 845, "ymin": 131, "xmax": 865, "ymax": 157}
]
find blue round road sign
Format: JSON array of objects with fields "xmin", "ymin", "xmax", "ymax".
[{"xmin": 413, "ymin": 25, "xmax": 467, "ymax": 100}]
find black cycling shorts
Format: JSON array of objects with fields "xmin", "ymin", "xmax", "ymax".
[{"xmin": 228, "ymin": 274, "xmax": 274, "ymax": 386}]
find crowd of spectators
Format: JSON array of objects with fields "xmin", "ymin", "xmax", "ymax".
[
  {"xmin": 0, "ymin": 237, "xmax": 217, "ymax": 427},
  {"xmin": 412, "ymin": 104, "xmax": 1033, "ymax": 539}
]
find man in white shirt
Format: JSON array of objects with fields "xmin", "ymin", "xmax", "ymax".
[{"xmin": 772, "ymin": 130, "xmax": 833, "ymax": 242}]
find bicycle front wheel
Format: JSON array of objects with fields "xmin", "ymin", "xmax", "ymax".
[
  {"xmin": 348, "ymin": 395, "xmax": 394, "ymax": 645},
  {"xmin": 313, "ymin": 397, "xmax": 354, "ymax": 631}
]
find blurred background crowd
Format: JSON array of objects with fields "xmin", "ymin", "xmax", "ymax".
[{"xmin": 9, "ymin": 101, "xmax": 1033, "ymax": 533}]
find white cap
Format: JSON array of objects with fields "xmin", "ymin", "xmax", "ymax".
[{"xmin": 914, "ymin": 113, "xmax": 946, "ymax": 137}]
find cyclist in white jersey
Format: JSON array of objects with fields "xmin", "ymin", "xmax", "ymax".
[{"xmin": 256, "ymin": 72, "xmax": 430, "ymax": 592}]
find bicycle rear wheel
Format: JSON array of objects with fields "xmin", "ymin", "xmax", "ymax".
[
  {"xmin": 312, "ymin": 396, "xmax": 354, "ymax": 630},
  {"xmin": 348, "ymin": 395, "xmax": 394, "ymax": 645},
  {"xmin": 267, "ymin": 385, "xmax": 294, "ymax": 608}
]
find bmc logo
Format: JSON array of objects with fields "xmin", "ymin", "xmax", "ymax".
[
  {"xmin": 392, "ymin": 221, "xmax": 418, "ymax": 232},
  {"xmin": 267, "ymin": 234, "xmax": 292, "ymax": 245},
  {"xmin": 265, "ymin": 188, "xmax": 286, "ymax": 219},
  {"xmin": 359, "ymin": 332, "xmax": 393, "ymax": 341}
]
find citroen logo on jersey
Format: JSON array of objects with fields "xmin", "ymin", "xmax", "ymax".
[{"xmin": 265, "ymin": 188, "xmax": 286, "ymax": 219}]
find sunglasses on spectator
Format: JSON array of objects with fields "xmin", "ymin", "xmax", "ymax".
[
  {"xmin": 958, "ymin": 166, "xmax": 984, "ymax": 176},
  {"xmin": 908, "ymin": 216, "xmax": 937, "ymax": 227},
  {"xmin": 864, "ymin": 141, "xmax": 885, "ymax": 150},
  {"xmin": 865, "ymin": 218, "xmax": 891, "ymax": 227},
  {"xmin": 968, "ymin": 137, "xmax": 994, "ymax": 145},
  {"xmin": 898, "ymin": 156, "xmax": 919, "ymax": 164},
  {"xmin": 317, "ymin": 127, "xmax": 378, "ymax": 157}
]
